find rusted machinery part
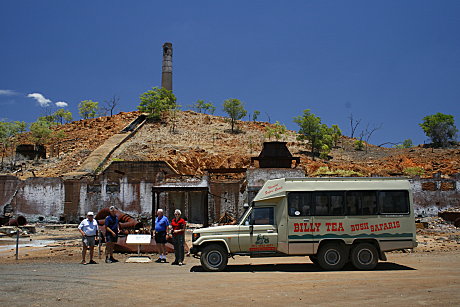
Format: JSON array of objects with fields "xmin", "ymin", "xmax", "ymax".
[
  {"xmin": 95, "ymin": 207, "xmax": 143, "ymax": 229},
  {"xmin": 438, "ymin": 211, "xmax": 460, "ymax": 227},
  {"xmin": 455, "ymin": 218, "xmax": 460, "ymax": 228},
  {"xmin": 6, "ymin": 215, "xmax": 27, "ymax": 226}
]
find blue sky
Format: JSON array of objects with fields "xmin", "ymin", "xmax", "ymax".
[{"xmin": 1, "ymin": 1, "xmax": 459, "ymax": 146}]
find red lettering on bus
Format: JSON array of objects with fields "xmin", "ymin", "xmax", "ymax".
[{"xmin": 294, "ymin": 223, "xmax": 299, "ymax": 232}]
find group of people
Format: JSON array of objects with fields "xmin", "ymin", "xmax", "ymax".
[
  {"xmin": 77, "ymin": 206, "xmax": 186, "ymax": 266},
  {"xmin": 154, "ymin": 208, "xmax": 186, "ymax": 266}
]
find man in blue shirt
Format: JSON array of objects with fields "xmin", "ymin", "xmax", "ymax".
[
  {"xmin": 105, "ymin": 206, "xmax": 119, "ymax": 263},
  {"xmin": 154, "ymin": 208, "xmax": 169, "ymax": 263}
]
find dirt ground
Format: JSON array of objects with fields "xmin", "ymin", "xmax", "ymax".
[{"xmin": 1, "ymin": 225, "xmax": 460, "ymax": 306}]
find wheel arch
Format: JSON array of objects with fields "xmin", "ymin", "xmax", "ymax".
[
  {"xmin": 198, "ymin": 240, "xmax": 231, "ymax": 254},
  {"xmin": 350, "ymin": 238, "xmax": 385, "ymax": 261},
  {"xmin": 315, "ymin": 239, "xmax": 349, "ymax": 254}
]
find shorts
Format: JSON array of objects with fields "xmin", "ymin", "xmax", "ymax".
[
  {"xmin": 155, "ymin": 231, "xmax": 167, "ymax": 244},
  {"xmin": 105, "ymin": 233, "xmax": 118, "ymax": 243},
  {"xmin": 82, "ymin": 236, "xmax": 96, "ymax": 247}
]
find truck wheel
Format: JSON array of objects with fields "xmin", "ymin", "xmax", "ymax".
[
  {"xmin": 350, "ymin": 243, "xmax": 378, "ymax": 270},
  {"xmin": 316, "ymin": 243, "xmax": 347, "ymax": 271},
  {"xmin": 200, "ymin": 244, "xmax": 228, "ymax": 272},
  {"xmin": 309, "ymin": 255, "xmax": 319, "ymax": 266}
]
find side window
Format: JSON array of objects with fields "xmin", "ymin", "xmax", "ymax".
[
  {"xmin": 288, "ymin": 192, "xmax": 312, "ymax": 216},
  {"xmin": 330, "ymin": 192, "xmax": 345, "ymax": 215},
  {"xmin": 252, "ymin": 207, "xmax": 275, "ymax": 225},
  {"xmin": 314, "ymin": 192, "xmax": 329, "ymax": 215},
  {"xmin": 288, "ymin": 193, "xmax": 301, "ymax": 216},
  {"xmin": 379, "ymin": 191, "xmax": 409, "ymax": 214},
  {"xmin": 361, "ymin": 191, "xmax": 377, "ymax": 215},
  {"xmin": 346, "ymin": 192, "xmax": 360, "ymax": 215},
  {"xmin": 346, "ymin": 191, "xmax": 377, "ymax": 215},
  {"xmin": 300, "ymin": 194, "xmax": 312, "ymax": 216},
  {"xmin": 313, "ymin": 191, "xmax": 345, "ymax": 216}
]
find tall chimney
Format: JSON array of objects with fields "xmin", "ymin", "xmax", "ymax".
[{"xmin": 161, "ymin": 42, "xmax": 173, "ymax": 91}]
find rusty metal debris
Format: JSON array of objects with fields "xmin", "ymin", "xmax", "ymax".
[
  {"xmin": 93, "ymin": 207, "xmax": 189, "ymax": 254},
  {"xmin": 6, "ymin": 215, "xmax": 27, "ymax": 226},
  {"xmin": 95, "ymin": 207, "xmax": 143, "ymax": 230},
  {"xmin": 439, "ymin": 210, "xmax": 460, "ymax": 227}
]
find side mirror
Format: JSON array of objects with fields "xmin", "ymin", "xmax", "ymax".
[{"xmin": 243, "ymin": 203, "xmax": 249, "ymax": 209}]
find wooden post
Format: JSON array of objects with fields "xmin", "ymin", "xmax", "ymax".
[
  {"xmin": 204, "ymin": 190, "xmax": 209, "ymax": 227},
  {"xmin": 15, "ymin": 229, "xmax": 19, "ymax": 260},
  {"xmin": 151, "ymin": 190, "xmax": 156, "ymax": 235}
]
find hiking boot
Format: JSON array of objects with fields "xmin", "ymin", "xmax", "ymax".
[
  {"xmin": 171, "ymin": 261, "xmax": 179, "ymax": 265},
  {"xmin": 155, "ymin": 258, "xmax": 162, "ymax": 263}
]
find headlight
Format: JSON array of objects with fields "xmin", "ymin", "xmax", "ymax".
[{"xmin": 192, "ymin": 232, "xmax": 200, "ymax": 242}]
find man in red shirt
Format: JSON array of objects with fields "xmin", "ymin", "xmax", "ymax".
[{"xmin": 170, "ymin": 209, "xmax": 186, "ymax": 266}]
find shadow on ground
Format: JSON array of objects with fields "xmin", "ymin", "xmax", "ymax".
[{"xmin": 190, "ymin": 262, "xmax": 415, "ymax": 273}]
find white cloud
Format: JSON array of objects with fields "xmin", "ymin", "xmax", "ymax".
[
  {"xmin": 27, "ymin": 93, "xmax": 51, "ymax": 107},
  {"xmin": 0, "ymin": 89, "xmax": 18, "ymax": 96},
  {"xmin": 55, "ymin": 101, "xmax": 68, "ymax": 108}
]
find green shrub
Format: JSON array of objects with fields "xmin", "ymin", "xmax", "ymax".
[
  {"xmin": 312, "ymin": 166, "xmax": 364, "ymax": 177},
  {"xmin": 354, "ymin": 140, "xmax": 364, "ymax": 151},
  {"xmin": 394, "ymin": 139, "xmax": 413, "ymax": 149},
  {"xmin": 403, "ymin": 167, "xmax": 425, "ymax": 177}
]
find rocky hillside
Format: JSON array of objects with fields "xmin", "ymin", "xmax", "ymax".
[
  {"xmin": 3, "ymin": 112, "xmax": 141, "ymax": 179},
  {"xmin": 108, "ymin": 111, "xmax": 460, "ymax": 177},
  {"xmin": 2, "ymin": 110, "xmax": 460, "ymax": 179}
]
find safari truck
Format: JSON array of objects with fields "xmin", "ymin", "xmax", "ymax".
[{"xmin": 191, "ymin": 177, "xmax": 417, "ymax": 271}]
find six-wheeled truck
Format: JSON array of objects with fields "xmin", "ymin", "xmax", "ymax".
[{"xmin": 191, "ymin": 177, "xmax": 417, "ymax": 271}]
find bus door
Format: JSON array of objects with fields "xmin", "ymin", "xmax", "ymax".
[
  {"xmin": 239, "ymin": 206, "xmax": 278, "ymax": 254},
  {"xmin": 287, "ymin": 192, "xmax": 315, "ymax": 254}
]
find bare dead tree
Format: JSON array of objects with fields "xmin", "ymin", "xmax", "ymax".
[
  {"xmin": 348, "ymin": 113, "xmax": 361, "ymax": 138},
  {"xmin": 102, "ymin": 95, "xmax": 119, "ymax": 116},
  {"xmin": 364, "ymin": 124, "xmax": 383, "ymax": 144},
  {"xmin": 360, "ymin": 123, "xmax": 383, "ymax": 153},
  {"xmin": 265, "ymin": 112, "xmax": 271, "ymax": 123}
]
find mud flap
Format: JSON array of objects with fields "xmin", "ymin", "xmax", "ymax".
[{"xmin": 379, "ymin": 250, "xmax": 387, "ymax": 261}]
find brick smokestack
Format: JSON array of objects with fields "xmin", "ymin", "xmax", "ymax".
[{"xmin": 161, "ymin": 42, "xmax": 173, "ymax": 91}]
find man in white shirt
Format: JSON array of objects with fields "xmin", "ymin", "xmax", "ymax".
[{"xmin": 78, "ymin": 211, "xmax": 99, "ymax": 264}]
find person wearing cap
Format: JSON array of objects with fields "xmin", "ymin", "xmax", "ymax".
[
  {"xmin": 154, "ymin": 208, "xmax": 169, "ymax": 263},
  {"xmin": 105, "ymin": 206, "xmax": 120, "ymax": 263},
  {"xmin": 78, "ymin": 211, "xmax": 98, "ymax": 265}
]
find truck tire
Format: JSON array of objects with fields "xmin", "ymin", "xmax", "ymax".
[
  {"xmin": 316, "ymin": 242, "xmax": 347, "ymax": 271},
  {"xmin": 200, "ymin": 244, "xmax": 228, "ymax": 272},
  {"xmin": 350, "ymin": 243, "xmax": 378, "ymax": 270}
]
